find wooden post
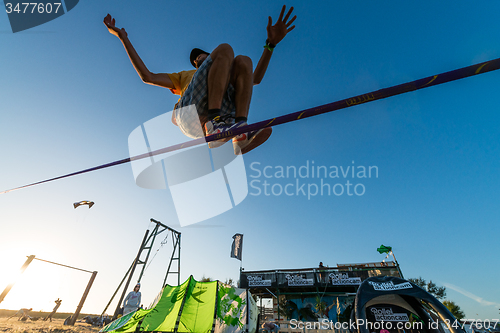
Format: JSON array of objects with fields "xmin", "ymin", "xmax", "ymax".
[
  {"xmin": 68, "ymin": 271, "xmax": 98, "ymax": 326},
  {"xmin": 113, "ymin": 230, "xmax": 150, "ymax": 320},
  {"xmin": 44, "ymin": 298, "xmax": 62, "ymax": 321},
  {"xmin": 390, "ymin": 251, "xmax": 404, "ymax": 279},
  {"xmin": 0, "ymin": 255, "xmax": 35, "ymax": 304}
]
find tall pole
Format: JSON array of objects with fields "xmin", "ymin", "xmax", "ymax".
[
  {"xmin": 391, "ymin": 251, "xmax": 404, "ymax": 279},
  {"xmin": 112, "ymin": 230, "xmax": 150, "ymax": 320},
  {"xmin": 68, "ymin": 271, "xmax": 98, "ymax": 326},
  {"xmin": 177, "ymin": 233, "xmax": 181, "ymax": 286},
  {"xmin": 101, "ymin": 261, "xmax": 134, "ymax": 316},
  {"xmin": 162, "ymin": 231, "xmax": 181, "ymax": 287},
  {"xmin": 0, "ymin": 255, "xmax": 35, "ymax": 304}
]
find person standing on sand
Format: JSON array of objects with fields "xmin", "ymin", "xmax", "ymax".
[{"xmin": 123, "ymin": 283, "xmax": 141, "ymax": 315}]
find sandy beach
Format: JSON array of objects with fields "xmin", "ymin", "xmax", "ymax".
[{"xmin": 0, "ymin": 318, "xmax": 101, "ymax": 333}]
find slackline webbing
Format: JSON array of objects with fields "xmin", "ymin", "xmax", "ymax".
[{"xmin": 2, "ymin": 57, "xmax": 500, "ymax": 195}]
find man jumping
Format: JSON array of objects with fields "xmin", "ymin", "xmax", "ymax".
[{"xmin": 104, "ymin": 6, "xmax": 296, "ymax": 154}]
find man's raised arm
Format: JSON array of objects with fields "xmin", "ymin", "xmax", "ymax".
[
  {"xmin": 253, "ymin": 5, "xmax": 296, "ymax": 85},
  {"xmin": 103, "ymin": 14, "xmax": 174, "ymax": 89}
]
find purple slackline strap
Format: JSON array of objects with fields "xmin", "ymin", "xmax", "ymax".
[{"xmin": 2, "ymin": 57, "xmax": 500, "ymax": 194}]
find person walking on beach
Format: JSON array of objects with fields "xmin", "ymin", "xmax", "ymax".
[
  {"xmin": 123, "ymin": 283, "xmax": 141, "ymax": 315},
  {"xmin": 7, "ymin": 308, "xmax": 32, "ymax": 321},
  {"xmin": 103, "ymin": 5, "xmax": 296, "ymax": 155}
]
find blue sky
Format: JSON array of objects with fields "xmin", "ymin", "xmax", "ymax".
[{"xmin": 1, "ymin": 0, "xmax": 499, "ymax": 320}]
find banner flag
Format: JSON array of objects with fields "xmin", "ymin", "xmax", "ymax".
[
  {"xmin": 377, "ymin": 245, "xmax": 392, "ymax": 254},
  {"xmin": 230, "ymin": 234, "xmax": 243, "ymax": 261}
]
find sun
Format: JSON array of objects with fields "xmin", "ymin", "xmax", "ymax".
[{"xmin": 0, "ymin": 255, "xmax": 62, "ymax": 312}]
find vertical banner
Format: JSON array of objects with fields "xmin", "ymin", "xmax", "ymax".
[
  {"xmin": 247, "ymin": 290, "xmax": 258, "ymax": 333},
  {"xmin": 215, "ymin": 284, "xmax": 247, "ymax": 333},
  {"xmin": 230, "ymin": 234, "xmax": 243, "ymax": 261}
]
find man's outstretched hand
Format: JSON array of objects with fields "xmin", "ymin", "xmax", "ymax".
[
  {"xmin": 267, "ymin": 5, "xmax": 296, "ymax": 46},
  {"xmin": 104, "ymin": 14, "xmax": 127, "ymax": 40}
]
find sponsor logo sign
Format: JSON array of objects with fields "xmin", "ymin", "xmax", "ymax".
[
  {"xmin": 285, "ymin": 274, "xmax": 314, "ymax": 286},
  {"xmin": 329, "ymin": 272, "xmax": 362, "ymax": 285},
  {"xmin": 370, "ymin": 308, "xmax": 409, "ymax": 322},
  {"xmin": 247, "ymin": 275, "xmax": 272, "ymax": 287},
  {"xmin": 368, "ymin": 281, "xmax": 413, "ymax": 291}
]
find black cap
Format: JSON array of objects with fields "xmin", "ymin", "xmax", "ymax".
[{"xmin": 190, "ymin": 48, "xmax": 209, "ymax": 68}]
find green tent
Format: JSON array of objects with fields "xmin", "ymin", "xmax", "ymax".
[{"xmin": 101, "ymin": 276, "xmax": 258, "ymax": 333}]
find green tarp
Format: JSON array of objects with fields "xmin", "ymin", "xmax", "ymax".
[{"xmin": 101, "ymin": 276, "xmax": 258, "ymax": 333}]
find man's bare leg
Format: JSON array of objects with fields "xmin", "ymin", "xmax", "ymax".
[
  {"xmin": 207, "ymin": 43, "xmax": 234, "ymax": 110},
  {"xmin": 204, "ymin": 44, "xmax": 249, "ymax": 149},
  {"xmin": 230, "ymin": 55, "xmax": 272, "ymax": 155},
  {"xmin": 230, "ymin": 55, "xmax": 253, "ymax": 119},
  {"xmin": 206, "ymin": 45, "xmax": 271, "ymax": 153}
]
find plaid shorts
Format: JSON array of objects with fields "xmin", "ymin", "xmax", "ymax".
[{"xmin": 174, "ymin": 55, "xmax": 236, "ymax": 138}]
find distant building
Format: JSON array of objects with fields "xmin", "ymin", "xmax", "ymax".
[{"xmin": 240, "ymin": 261, "xmax": 401, "ymax": 322}]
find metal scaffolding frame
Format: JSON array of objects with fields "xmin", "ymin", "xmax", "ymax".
[{"xmin": 101, "ymin": 218, "xmax": 181, "ymax": 319}]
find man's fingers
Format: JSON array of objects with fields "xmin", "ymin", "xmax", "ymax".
[
  {"xmin": 103, "ymin": 14, "xmax": 116, "ymax": 28},
  {"xmin": 283, "ymin": 6, "xmax": 294, "ymax": 23},
  {"xmin": 267, "ymin": 16, "xmax": 272, "ymax": 30},
  {"xmin": 286, "ymin": 15, "xmax": 296, "ymax": 27},
  {"xmin": 287, "ymin": 25, "xmax": 295, "ymax": 33},
  {"xmin": 277, "ymin": 5, "xmax": 285, "ymax": 22}
]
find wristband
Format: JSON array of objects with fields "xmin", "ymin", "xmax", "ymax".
[{"xmin": 264, "ymin": 39, "xmax": 275, "ymax": 51}]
